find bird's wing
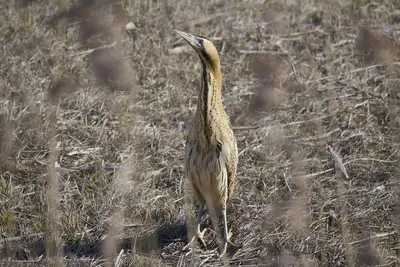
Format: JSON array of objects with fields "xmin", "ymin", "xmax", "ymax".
[{"xmin": 226, "ymin": 140, "xmax": 238, "ymax": 202}]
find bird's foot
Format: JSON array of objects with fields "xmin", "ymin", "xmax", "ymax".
[
  {"xmin": 182, "ymin": 229, "xmax": 207, "ymax": 252},
  {"xmin": 219, "ymin": 231, "xmax": 241, "ymax": 257},
  {"xmin": 219, "ymin": 242, "xmax": 228, "ymax": 257},
  {"xmin": 227, "ymin": 239, "xmax": 240, "ymax": 248},
  {"xmin": 196, "ymin": 228, "xmax": 207, "ymax": 248},
  {"xmin": 227, "ymin": 230, "xmax": 240, "ymax": 247}
]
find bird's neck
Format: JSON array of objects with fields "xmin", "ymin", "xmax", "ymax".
[
  {"xmin": 199, "ymin": 62, "xmax": 222, "ymax": 111},
  {"xmin": 196, "ymin": 62, "xmax": 222, "ymax": 147}
]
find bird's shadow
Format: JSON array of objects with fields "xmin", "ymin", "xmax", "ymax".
[
  {"xmin": 0, "ymin": 220, "xmax": 189, "ymax": 261},
  {"xmin": 0, "ymin": 211, "xmax": 243, "ymax": 261}
]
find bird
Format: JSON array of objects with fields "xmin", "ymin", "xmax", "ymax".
[{"xmin": 174, "ymin": 29, "xmax": 238, "ymax": 256}]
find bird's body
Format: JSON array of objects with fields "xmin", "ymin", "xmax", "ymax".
[
  {"xmin": 175, "ymin": 30, "xmax": 238, "ymax": 256},
  {"xmin": 185, "ymin": 69, "xmax": 237, "ymax": 217}
]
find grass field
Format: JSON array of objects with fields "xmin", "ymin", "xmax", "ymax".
[{"xmin": 1, "ymin": 0, "xmax": 399, "ymax": 266}]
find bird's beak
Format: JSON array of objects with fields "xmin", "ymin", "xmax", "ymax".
[{"xmin": 174, "ymin": 29, "xmax": 202, "ymax": 50}]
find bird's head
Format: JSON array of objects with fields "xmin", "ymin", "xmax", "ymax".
[{"xmin": 174, "ymin": 29, "xmax": 220, "ymax": 71}]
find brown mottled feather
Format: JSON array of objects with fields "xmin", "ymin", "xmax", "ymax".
[
  {"xmin": 177, "ymin": 30, "xmax": 238, "ymax": 254},
  {"xmin": 227, "ymin": 141, "xmax": 238, "ymax": 202}
]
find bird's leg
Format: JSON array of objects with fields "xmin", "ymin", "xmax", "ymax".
[
  {"xmin": 195, "ymin": 203, "xmax": 206, "ymax": 247},
  {"xmin": 219, "ymin": 204, "xmax": 239, "ymax": 257},
  {"xmin": 183, "ymin": 203, "xmax": 207, "ymax": 252},
  {"xmin": 219, "ymin": 203, "xmax": 229, "ymax": 257}
]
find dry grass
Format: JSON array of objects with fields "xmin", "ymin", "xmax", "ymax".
[{"xmin": 1, "ymin": 0, "xmax": 399, "ymax": 266}]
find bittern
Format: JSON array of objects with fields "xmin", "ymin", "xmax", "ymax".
[{"xmin": 175, "ymin": 30, "xmax": 238, "ymax": 256}]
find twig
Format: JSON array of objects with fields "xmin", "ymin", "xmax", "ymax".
[
  {"xmin": 233, "ymin": 116, "xmax": 335, "ymax": 130},
  {"xmin": 345, "ymin": 158, "xmax": 397, "ymax": 164},
  {"xmin": 297, "ymin": 168, "xmax": 334, "ymax": 179},
  {"xmin": 283, "ymin": 172, "xmax": 293, "ymax": 195},
  {"xmin": 70, "ymin": 41, "xmax": 117, "ymax": 56},
  {"xmin": 327, "ymin": 145, "xmax": 349, "ymax": 179},
  {"xmin": 169, "ymin": 46, "xmax": 192, "ymax": 54},
  {"xmin": 55, "ymin": 164, "xmax": 120, "ymax": 173},
  {"xmin": 348, "ymin": 232, "xmax": 396, "ymax": 245},
  {"xmin": 0, "ymin": 233, "xmax": 44, "ymax": 244},
  {"xmin": 306, "ymin": 61, "xmax": 400, "ymax": 85},
  {"xmin": 289, "ymin": 58, "xmax": 301, "ymax": 84},
  {"xmin": 348, "ymin": 61, "xmax": 400, "ymax": 74},
  {"xmin": 336, "ymin": 79, "xmax": 361, "ymax": 91},
  {"xmin": 332, "ymin": 39, "xmax": 355, "ymax": 47},
  {"xmin": 238, "ymin": 141, "xmax": 261, "ymax": 157},
  {"xmin": 115, "ymin": 249, "xmax": 124, "ymax": 267},
  {"xmin": 292, "ymin": 156, "xmax": 396, "ymax": 180},
  {"xmin": 0, "ymin": 260, "xmax": 45, "ymax": 266},
  {"xmin": 239, "ymin": 50, "xmax": 289, "ymax": 55},
  {"xmin": 295, "ymin": 128, "xmax": 340, "ymax": 142},
  {"xmin": 276, "ymin": 29, "xmax": 322, "ymax": 38},
  {"xmin": 232, "ymin": 125, "xmax": 262, "ymax": 130},
  {"xmin": 281, "ymin": 115, "xmax": 333, "ymax": 126},
  {"xmin": 177, "ymin": 13, "xmax": 225, "ymax": 27}
]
